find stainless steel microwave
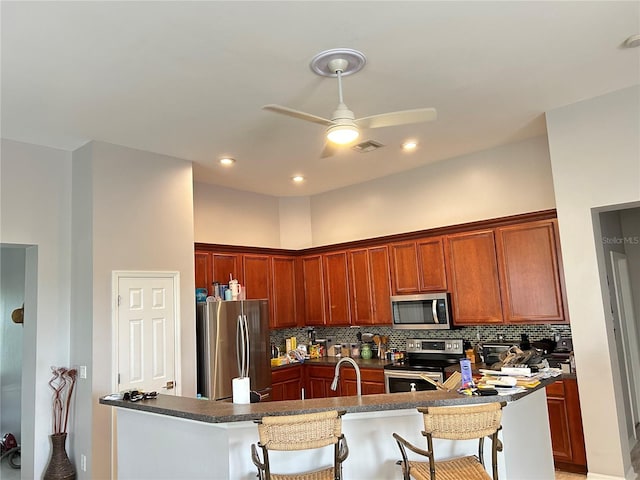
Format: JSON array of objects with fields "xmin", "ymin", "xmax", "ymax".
[{"xmin": 390, "ymin": 293, "xmax": 452, "ymax": 330}]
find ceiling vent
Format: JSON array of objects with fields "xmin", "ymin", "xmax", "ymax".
[{"xmin": 351, "ymin": 140, "xmax": 384, "ymax": 153}]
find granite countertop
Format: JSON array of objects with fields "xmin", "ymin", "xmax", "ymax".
[
  {"xmin": 99, "ymin": 377, "xmax": 556, "ymax": 424},
  {"xmin": 272, "ymin": 356, "xmax": 390, "ymax": 370}
]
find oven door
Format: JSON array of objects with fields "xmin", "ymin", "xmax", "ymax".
[{"xmin": 384, "ymin": 369, "xmax": 443, "ymax": 393}]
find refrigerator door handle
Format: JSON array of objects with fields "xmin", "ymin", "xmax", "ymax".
[
  {"xmin": 243, "ymin": 314, "xmax": 250, "ymax": 378},
  {"xmin": 236, "ymin": 314, "xmax": 245, "ymax": 377}
]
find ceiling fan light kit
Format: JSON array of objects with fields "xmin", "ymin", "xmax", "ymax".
[
  {"xmin": 327, "ymin": 124, "xmax": 359, "ymax": 144},
  {"xmin": 262, "ymin": 48, "xmax": 437, "ymax": 156}
]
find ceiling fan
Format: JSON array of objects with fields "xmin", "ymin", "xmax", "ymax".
[{"xmin": 263, "ymin": 48, "xmax": 437, "ymax": 157}]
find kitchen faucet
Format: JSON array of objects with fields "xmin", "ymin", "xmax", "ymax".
[{"xmin": 330, "ymin": 357, "xmax": 361, "ymax": 396}]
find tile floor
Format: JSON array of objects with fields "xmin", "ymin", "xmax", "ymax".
[{"xmin": 0, "ymin": 459, "xmax": 21, "ymax": 480}]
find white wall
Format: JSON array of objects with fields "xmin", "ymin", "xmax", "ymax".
[
  {"xmin": 193, "ymin": 182, "xmax": 281, "ymax": 247},
  {"xmin": 546, "ymin": 85, "xmax": 640, "ymax": 479},
  {"xmin": 0, "ymin": 139, "xmax": 72, "ymax": 479},
  {"xmin": 82, "ymin": 141, "xmax": 196, "ymax": 479},
  {"xmin": 0, "ymin": 247, "xmax": 25, "ymax": 442},
  {"xmin": 309, "ymin": 135, "xmax": 556, "ymax": 245},
  {"xmin": 278, "ymin": 196, "xmax": 312, "ymax": 249}
]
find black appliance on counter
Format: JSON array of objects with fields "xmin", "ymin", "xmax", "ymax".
[{"xmin": 384, "ymin": 338, "xmax": 464, "ymax": 393}]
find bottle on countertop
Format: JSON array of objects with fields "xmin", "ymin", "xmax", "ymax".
[
  {"xmin": 475, "ymin": 333, "xmax": 484, "ymax": 364},
  {"xmin": 464, "ymin": 340, "xmax": 475, "ymax": 363}
]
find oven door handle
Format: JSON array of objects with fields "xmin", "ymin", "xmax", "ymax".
[{"xmin": 383, "ymin": 370, "xmax": 443, "ymax": 380}]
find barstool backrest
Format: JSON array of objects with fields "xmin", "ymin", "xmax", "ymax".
[
  {"xmin": 418, "ymin": 402, "xmax": 503, "ymax": 440},
  {"xmin": 257, "ymin": 410, "xmax": 343, "ymax": 451}
]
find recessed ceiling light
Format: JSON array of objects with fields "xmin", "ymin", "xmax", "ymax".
[
  {"xmin": 402, "ymin": 140, "xmax": 418, "ymax": 151},
  {"xmin": 292, "ymin": 175, "xmax": 305, "ymax": 183},
  {"xmin": 219, "ymin": 157, "xmax": 235, "ymax": 166},
  {"xmin": 624, "ymin": 34, "xmax": 640, "ymax": 48}
]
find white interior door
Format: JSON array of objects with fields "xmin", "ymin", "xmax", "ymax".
[
  {"xmin": 116, "ymin": 273, "xmax": 178, "ymax": 395},
  {"xmin": 611, "ymin": 251, "xmax": 640, "ymax": 440}
]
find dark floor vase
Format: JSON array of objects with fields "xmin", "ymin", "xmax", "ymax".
[{"xmin": 43, "ymin": 433, "xmax": 76, "ymax": 480}]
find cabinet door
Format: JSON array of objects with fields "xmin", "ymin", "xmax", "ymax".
[
  {"xmin": 302, "ymin": 256, "xmax": 325, "ymax": 326},
  {"xmin": 212, "ymin": 253, "xmax": 242, "ymax": 286},
  {"xmin": 349, "ymin": 249, "xmax": 373, "ymax": 325},
  {"xmin": 564, "ymin": 379, "xmax": 587, "ymax": 470},
  {"xmin": 340, "ymin": 368, "xmax": 385, "ymax": 395},
  {"xmin": 349, "ymin": 246, "xmax": 392, "ymax": 326},
  {"xmin": 306, "ymin": 366, "xmax": 339, "ymax": 398},
  {"xmin": 369, "ymin": 246, "xmax": 392, "ymax": 325},
  {"xmin": 496, "ymin": 220, "xmax": 566, "ymax": 323},
  {"xmin": 195, "ymin": 251, "xmax": 212, "ymax": 295},
  {"xmin": 389, "ymin": 242, "xmax": 420, "ymax": 294},
  {"xmin": 271, "ymin": 366, "xmax": 302, "ymax": 401},
  {"xmin": 546, "ymin": 381, "xmax": 573, "ymax": 463},
  {"xmin": 324, "ymin": 252, "xmax": 351, "ymax": 326},
  {"xmin": 445, "ymin": 230, "xmax": 503, "ymax": 325},
  {"xmin": 242, "ymin": 254, "xmax": 270, "ymax": 300},
  {"xmin": 271, "ymin": 257, "xmax": 297, "ymax": 328},
  {"xmin": 417, "ymin": 237, "xmax": 447, "ymax": 291}
]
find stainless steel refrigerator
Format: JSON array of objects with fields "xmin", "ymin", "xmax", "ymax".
[{"xmin": 196, "ymin": 298, "xmax": 271, "ymax": 401}]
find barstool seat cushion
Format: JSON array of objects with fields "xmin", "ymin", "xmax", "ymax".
[
  {"xmin": 408, "ymin": 455, "xmax": 492, "ymax": 480},
  {"xmin": 269, "ymin": 466, "xmax": 336, "ymax": 480}
]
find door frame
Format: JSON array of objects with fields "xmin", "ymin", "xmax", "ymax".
[
  {"xmin": 110, "ymin": 270, "xmax": 182, "ymax": 478},
  {"xmin": 610, "ymin": 252, "xmax": 640, "ymax": 441}
]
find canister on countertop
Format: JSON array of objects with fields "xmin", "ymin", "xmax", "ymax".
[
  {"xmin": 360, "ymin": 343, "xmax": 372, "ymax": 360},
  {"xmin": 340, "ymin": 343, "xmax": 350, "ymax": 357},
  {"xmin": 351, "ymin": 343, "xmax": 360, "ymax": 358}
]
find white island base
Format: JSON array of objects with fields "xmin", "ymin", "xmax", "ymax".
[{"xmin": 114, "ymin": 388, "xmax": 554, "ymax": 480}]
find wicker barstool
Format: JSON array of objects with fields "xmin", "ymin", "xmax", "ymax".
[
  {"xmin": 251, "ymin": 410, "xmax": 349, "ymax": 480},
  {"xmin": 393, "ymin": 401, "xmax": 506, "ymax": 480}
]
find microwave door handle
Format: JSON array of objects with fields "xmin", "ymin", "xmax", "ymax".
[{"xmin": 432, "ymin": 301, "xmax": 439, "ymax": 324}]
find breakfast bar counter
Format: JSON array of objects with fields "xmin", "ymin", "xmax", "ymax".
[{"xmin": 100, "ymin": 378, "xmax": 557, "ymax": 479}]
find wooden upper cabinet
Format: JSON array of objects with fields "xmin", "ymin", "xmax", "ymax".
[
  {"xmin": 195, "ymin": 251, "xmax": 213, "ymax": 295},
  {"xmin": 389, "ymin": 242, "xmax": 421, "ymax": 294},
  {"xmin": 212, "ymin": 253, "xmax": 242, "ymax": 286},
  {"xmin": 242, "ymin": 254, "xmax": 270, "ymax": 300},
  {"xmin": 445, "ymin": 230, "xmax": 504, "ymax": 325},
  {"xmin": 417, "ymin": 237, "xmax": 447, "ymax": 291},
  {"xmin": 323, "ymin": 251, "xmax": 351, "ymax": 326},
  {"xmin": 271, "ymin": 256, "xmax": 297, "ymax": 329},
  {"xmin": 302, "ymin": 255, "xmax": 326, "ymax": 326},
  {"xmin": 390, "ymin": 237, "xmax": 446, "ymax": 294},
  {"xmin": 496, "ymin": 220, "xmax": 566, "ymax": 323},
  {"xmin": 348, "ymin": 246, "xmax": 392, "ymax": 325}
]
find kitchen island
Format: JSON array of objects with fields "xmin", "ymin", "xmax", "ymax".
[{"xmin": 100, "ymin": 378, "xmax": 557, "ymax": 479}]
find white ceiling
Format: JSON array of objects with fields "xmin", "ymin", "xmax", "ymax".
[{"xmin": 2, "ymin": 1, "xmax": 639, "ymax": 197}]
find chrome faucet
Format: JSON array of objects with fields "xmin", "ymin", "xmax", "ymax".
[{"xmin": 330, "ymin": 357, "xmax": 361, "ymax": 396}]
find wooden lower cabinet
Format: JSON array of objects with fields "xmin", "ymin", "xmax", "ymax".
[
  {"xmin": 306, "ymin": 365, "xmax": 340, "ymax": 399},
  {"xmin": 546, "ymin": 378, "xmax": 587, "ymax": 473},
  {"xmin": 340, "ymin": 367, "xmax": 385, "ymax": 396},
  {"xmin": 271, "ymin": 365, "xmax": 303, "ymax": 401},
  {"xmin": 303, "ymin": 364, "xmax": 385, "ymax": 398}
]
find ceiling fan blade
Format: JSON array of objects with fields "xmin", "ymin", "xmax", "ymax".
[
  {"xmin": 355, "ymin": 107, "xmax": 437, "ymax": 129},
  {"xmin": 262, "ymin": 104, "xmax": 334, "ymax": 126},
  {"xmin": 320, "ymin": 141, "xmax": 340, "ymax": 158}
]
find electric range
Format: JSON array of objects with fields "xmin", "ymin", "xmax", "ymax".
[{"xmin": 384, "ymin": 338, "xmax": 464, "ymax": 393}]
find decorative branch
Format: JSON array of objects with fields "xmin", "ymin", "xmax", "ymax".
[{"xmin": 48, "ymin": 367, "xmax": 78, "ymax": 434}]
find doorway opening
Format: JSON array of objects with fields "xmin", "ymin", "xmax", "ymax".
[
  {"xmin": 1, "ymin": 244, "xmax": 37, "ymax": 479},
  {"xmin": 596, "ymin": 205, "xmax": 640, "ymax": 451}
]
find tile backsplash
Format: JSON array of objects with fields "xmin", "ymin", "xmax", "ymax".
[{"xmin": 270, "ymin": 324, "xmax": 572, "ymax": 353}]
